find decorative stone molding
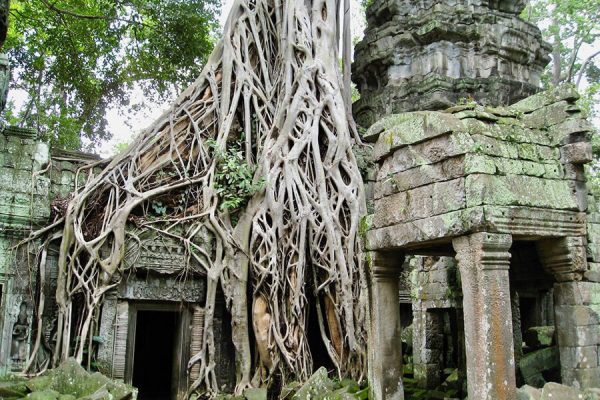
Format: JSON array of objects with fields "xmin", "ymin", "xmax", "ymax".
[
  {"xmin": 537, "ymin": 237, "xmax": 588, "ymax": 282},
  {"xmin": 454, "ymin": 232, "xmax": 512, "ymax": 271},
  {"xmin": 352, "ymin": 0, "xmax": 551, "ymax": 128}
]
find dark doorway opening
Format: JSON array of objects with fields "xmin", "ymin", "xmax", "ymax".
[{"xmin": 132, "ymin": 310, "xmax": 179, "ymax": 400}]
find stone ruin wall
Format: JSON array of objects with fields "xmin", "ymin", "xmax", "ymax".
[
  {"xmin": 0, "ymin": 127, "xmax": 49, "ymax": 374},
  {"xmin": 0, "ymin": 128, "xmax": 101, "ymax": 374},
  {"xmin": 0, "ymin": 126, "xmax": 235, "ymax": 394}
]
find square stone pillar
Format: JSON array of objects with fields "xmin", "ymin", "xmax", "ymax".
[
  {"xmin": 368, "ymin": 252, "xmax": 404, "ymax": 400},
  {"xmin": 412, "ymin": 309, "xmax": 443, "ymax": 389},
  {"xmin": 453, "ymin": 233, "xmax": 516, "ymax": 400}
]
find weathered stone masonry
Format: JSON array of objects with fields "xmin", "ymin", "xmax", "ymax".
[
  {"xmin": 353, "ymin": 0, "xmax": 551, "ymax": 125},
  {"xmin": 0, "ymin": 127, "xmax": 50, "ymax": 375},
  {"xmin": 363, "ymin": 86, "xmax": 600, "ymax": 399}
]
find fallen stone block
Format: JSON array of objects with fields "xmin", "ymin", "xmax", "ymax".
[
  {"xmin": 291, "ymin": 367, "xmax": 335, "ymax": 400},
  {"xmin": 519, "ymin": 347, "xmax": 560, "ymax": 388},
  {"xmin": 244, "ymin": 388, "xmax": 267, "ymax": 400},
  {"xmin": 541, "ymin": 382, "xmax": 585, "ymax": 399},
  {"xmin": 517, "ymin": 385, "xmax": 542, "ymax": 400}
]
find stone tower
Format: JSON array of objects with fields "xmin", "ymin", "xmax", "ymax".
[{"xmin": 352, "ymin": 0, "xmax": 551, "ymax": 128}]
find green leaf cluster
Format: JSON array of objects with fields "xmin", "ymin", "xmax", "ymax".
[
  {"xmin": 5, "ymin": 0, "xmax": 219, "ymax": 150},
  {"xmin": 523, "ymin": 0, "xmax": 599, "ymax": 117},
  {"xmin": 208, "ymin": 139, "xmax": 265, "ymax": 212}
]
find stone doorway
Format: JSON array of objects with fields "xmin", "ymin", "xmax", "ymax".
[{"xmin": 126, "ymin": 303, "xmax": 191, "ymax": 400}]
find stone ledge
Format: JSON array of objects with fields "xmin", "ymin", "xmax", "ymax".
[
  {"xmin": 366, "ymin": 206, "xmax": 586, "ymax": 251},
  {"xmin": 372, "ymin": 175, "xmax": 581, "ymax": 229}
]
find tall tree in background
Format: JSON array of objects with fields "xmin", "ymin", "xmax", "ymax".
[
  {"xmin": 524, "ymin": 1, "xmax": 600, "ymax": 191},
  {"xmin": 524, "ymin": 0, "xmax": 599, "ymax": 115},
  {"xmin": 5, "ymin": 0, "xmax": 219, "ymax": 150}
]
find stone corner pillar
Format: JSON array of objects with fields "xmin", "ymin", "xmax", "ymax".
[
  {"xmin": 368, "ymin": 251, "xmax": 405, "ymax": 400},
  {"xmin": 452, "ymin": 232, "xmax": 516, "ymax": 400},
  {"xmin": 536, "ymin": 236, "xmax": 600, "ymax": 388}
]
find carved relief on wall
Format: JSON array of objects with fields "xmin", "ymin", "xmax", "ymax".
[
  {"xmin": 121, "ymin": 227, "xmax": 205, "ymax": 276},
  {"xmin": 118, "ymin": 272, "xmax": 205, "ymax": 302},
  {"xmin": 10, "ymin": 302, "xmax": 29, "ymax": 366}
]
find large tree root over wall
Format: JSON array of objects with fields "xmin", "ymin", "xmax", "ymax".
[{"xmin": 22, "ymin": 0, "xmax": 368, "ymax": 395}]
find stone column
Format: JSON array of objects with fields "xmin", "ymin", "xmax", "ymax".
[
  {"xmin": 96, "ymin": 292, "xmax": 118, "ymax": 374},
  {"xmin": 452, "ymin": 233, "xmax": 516, "ymax": 400},
  {"xmin": 368, "ymin": 252, "xmax": 404, "ymax": 400}
]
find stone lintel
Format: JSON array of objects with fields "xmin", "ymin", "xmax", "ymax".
[{"xmin": 366, "ymin": 206, "xmax": 586, "ymax": 252}]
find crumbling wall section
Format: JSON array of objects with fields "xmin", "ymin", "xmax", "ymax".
[
  {"xmin": 0, "ymin": 126, "xmax": 50, "ymax": 374},
  {"xmin": 0, "ymin": 128, "xmax": 99, "ymax": 374}
]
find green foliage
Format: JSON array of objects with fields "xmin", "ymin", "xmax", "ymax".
[
  {"xmin": 112, "ymin": 140, "xmax": 133, "ymax": 155},
  {"xmin": 150, "ymin": 200, "xmax": 167, "ymax": 216},
  {"xmin": 208, "ymin": 139, "xmax": 265, "ymax": 212},
  {"xmin": 523, "ymin": 0, "xmax": 600, "ymax": 117},
  {"xmin": 5, "ymin": 0, "xmax": 219, "ymax": 150},
  {"xmin": 523, "ymin": 1, "xmax": 600, "ymax": 187}
]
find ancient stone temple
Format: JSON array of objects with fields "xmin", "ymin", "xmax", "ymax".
[
  {"xmin": 353, "ymin": 1, "xmax": 600, "ymax": 399},
  {"xmin": 0, "ymin": 129, "xmax": 235, "ymax": 397},
  {"xmin": 1, "ymin": 0, "xmax": 599, "ymax": 399}
]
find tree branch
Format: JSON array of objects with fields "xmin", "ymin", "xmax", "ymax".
[
  {"xmin": 566, "ymin": 35, "xmax": 584, "ymax": 83},
  {"xmin": 39, "ymin": 0, "xmax": 109, "ymax": 20},
  {"xmin": 38, "ymin": 0, "xmax": 154, "ymax": 29},
  {"xmin": 576, "ymin": 49, "xmax": 600, "ymax": 87}
]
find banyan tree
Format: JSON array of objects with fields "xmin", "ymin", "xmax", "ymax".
[{"xmin": 22, "ymin": 0, "xmax": 368, "ymax": 395}]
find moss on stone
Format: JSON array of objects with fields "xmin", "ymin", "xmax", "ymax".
[
  {"xmin": 19, "ymin": 360, "xmax": 136, "ymax": 400},
  {"xmin": 511, "ymin": 84, "xmax": 579, "ymax": 114}
]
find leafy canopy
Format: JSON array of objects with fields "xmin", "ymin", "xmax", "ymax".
[
  {"xmin": 522, "ymin": 1, "xmax": 600, "ymax": 194},
  {"xmin": 5, "ymin": 0, "xmax": 219, "ymax": 150},
  {"xmin": 523, "ymin": 0, "xmax": 599, "ymax": 116}
]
